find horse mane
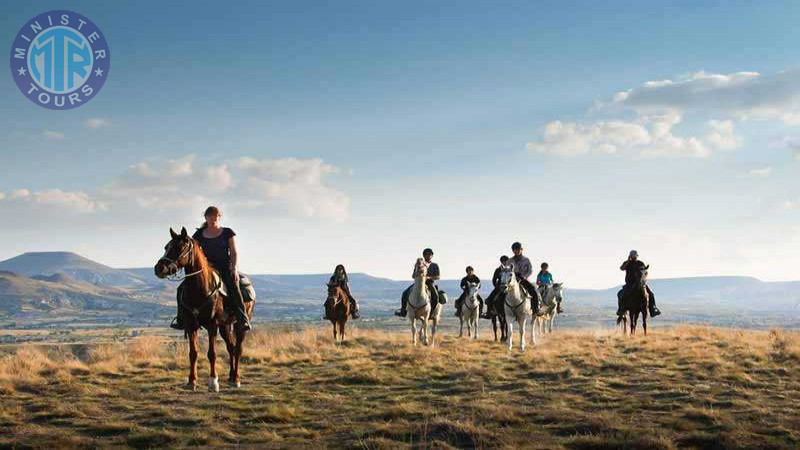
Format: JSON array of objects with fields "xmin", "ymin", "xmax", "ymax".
[{"xmin": 189, "ymin": 239, "xmax": 214, "ymax": 292}]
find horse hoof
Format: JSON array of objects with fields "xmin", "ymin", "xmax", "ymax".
[
  {"xmin": 228, "ymin": 380, "xmax": 241, "ymax": 388},
  {"xmin": 208, "ymin": 377, "xmax": 219, "ymax": 393},
  {"xmin": 186, "ymin": 382, "xmax": 197, "ymax": 391}
]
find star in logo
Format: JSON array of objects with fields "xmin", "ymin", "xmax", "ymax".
[
  {"xmin": 17, "ymin": 67, "xmax": 26, "ymax": 76},
  {"xmin": 94, "ymin": 68, "xmax": 104, "ymax": 77}
]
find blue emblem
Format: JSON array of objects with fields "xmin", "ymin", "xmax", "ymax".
[{"xmin": 9, "ymin": 10, "xmax": 110, "ymax": 110}]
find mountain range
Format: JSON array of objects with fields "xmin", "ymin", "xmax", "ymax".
[{"xmin": 0, "ymin": 252, "xmax": 797, "ymax": 330}]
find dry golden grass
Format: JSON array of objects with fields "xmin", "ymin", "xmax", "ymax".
[{"xmin": 0, "ymin": 325, "xmax": 798, "ymax": 449}]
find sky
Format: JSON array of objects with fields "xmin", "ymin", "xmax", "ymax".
[{"xmin": 2, "ymin": 1, "xmax": 800, "ymax": 288}]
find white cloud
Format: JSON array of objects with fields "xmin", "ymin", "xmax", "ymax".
[
  {"xmin": 84, "ymin": 118, "xmax": 111, "ymax": 129},
  {"xmin": 528, "ymin": 112, "xmax": 710, "ymax": 158},
  {"xmin": 747, "ymin": 167, "xmax": 772, "ymax": 177},
  {"xmin": 529, "ymin": 68, "xmax": 800, "ymax": 158},
  {"xmin": 610, "ymin": 70, "xmax": 800, "ymax": 123},
  {"xmin": 704, "ymin": 120, "xmax": 741, "ymax": 150},
  {"xmin": 0, "ymin": 188, "xmax": 105, "ymax": 213},
  {"xmin": 43, "ymin": 130, "xmax": 65, "ymax": 140}
]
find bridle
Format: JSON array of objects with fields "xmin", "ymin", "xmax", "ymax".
[
  {"xmin": 502, "ymin": 272, "xmax": 528, "ymax": 313},
  {"xmin": 159, "ymin": 239, "xmax": 203, "ymax": 282}
]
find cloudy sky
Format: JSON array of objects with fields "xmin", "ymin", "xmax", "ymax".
[{"xmin": 2, "ymin": 1, "xmax": 800, "ymax": 288}]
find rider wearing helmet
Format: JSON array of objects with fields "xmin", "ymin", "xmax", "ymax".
[
  {"xmin": 454, "ymin": 266, "xmax": 484, "ymax": 318},
  {"xmin": 617, "ymin": 250, "xmax": 661, "ymax": 317},
  {"xmin": 536, "ymin": 262, "xmax": 563, "ymax": 314},
  {"xmin": 324, "ymin": 264, "xmax": 360, "ymax": 320},
  {"xmin": 395, "ymin": 248, "xmax": 443, "ymax": 317},
  {"xmin": 484, "ymin": 255, "xmax": 510, "ymax": 318},
  {"xmin": 508, "ymin": 242, "xmax": 540, "ymax": 314}
]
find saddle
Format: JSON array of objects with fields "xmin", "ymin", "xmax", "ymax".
[{"xmin": 178, "ymin": 272, "xmax": 256, "ymax": 304}]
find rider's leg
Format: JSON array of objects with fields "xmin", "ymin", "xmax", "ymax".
[
  {"xmin": 170, "ymin": 284, "xmax": 185, "ymax": 330},
  {"xmin": 646, "ymin": 285, "xmax": 661, "ymax": 316},
  {"xmin": 427, "ymin": 280, "xmax": 441, "ymax": 304},
  {"xmin": 484, "ymin": 289, "xmax": 497, "ymax": 318},
  {"xmin": 395, "ymin": 285, "xmax": 411, "ymax": 316},
  {"xmin": 221, "ymin": 269, "xmax": 252, "ymax": 331},
  {"xmin": 346, "ymin": 291, "xmax": 361, "ymax": 319},
  {"xmin": 478, "ymin": 294, "xmax": 488, "ymax": 318},
  {"xmin": 454, "ymin": 293, "xmax": 464, "ymax": 317},
  {"xmin": 519, "ymin": 278, "xmax": 540, "ymax": 314},
  {"xmin": 616, "ymin": 287, "xmax": 625, "ymax": 316}
]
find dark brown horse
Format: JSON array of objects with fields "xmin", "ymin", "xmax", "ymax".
[
  {"xmin": 616, "ymin": 264, "xmax": 650, "ymax": 336},
  {"xmin": 325, "ymin": 284, "xmax": 350, "ymax": 341},
  {"xmin": 489, "ymin": 294, "xmax": 509, "ymax": 343},
  {"xmin": 154, "ymin": 227, "xmax": 254, "ymax": 391}
]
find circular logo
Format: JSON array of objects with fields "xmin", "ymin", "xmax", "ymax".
[{"xmin": 9, "ymin": 10, "xmax": 110, "ymax": 110}]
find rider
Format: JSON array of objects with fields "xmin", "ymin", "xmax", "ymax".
[
  {"xmin": 170, "ymin": 206, "xmax": 252, "ymax": 331},
  {"xmin": 536, "ymin": 262, "xmax": 563, "ymax": 314},
  {"xmin": 617, "ymin": 250, "xmax": 661, "ymax": 317},
  {"xmin": 484, "ymin": 255, "xmax": 510, "ymax": 318},
  {"xmin": 325, "ymin": 264, "xmax": 360, "ymax": 319},
  {"xmin": 509, "ymin": 242, "xmax": 540, "ymax": 314},
  {"xmin": 454, "ymin": 266, "xmax": 484, "ymax": 318},
  {"xmin": 395, "ymin": 248, "xmax": 442, "ymax": 317}
]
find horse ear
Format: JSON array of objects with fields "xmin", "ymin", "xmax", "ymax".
[
  {"xmin": 180, "ymin": 227, "xmax": 188, "ymax": 238},
  {"xmin": 170, "ymin": 228, "xmax": 178, "ymax": 239}
]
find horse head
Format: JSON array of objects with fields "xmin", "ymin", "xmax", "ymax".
[
  {"xmin": 497, "ymin": 265, "xmax": 515, "ymax": 291},
  {"xmin": 154, "ymin": 227, "xmax": 194, "ymax": 279},
  {"xmin": 466, "ymin": 282, "xmax": 479, "ymax": 298},
  {"xmin": 552, "ymin": 283, "xmax": 565, "ymax": 304},
  {"xmin": 326, "ymin": 283, "xmax": 341, "ymax": 302},
  {"xmin": 412, "ymin": 258, "xmax": 427, "ymax": 279}
]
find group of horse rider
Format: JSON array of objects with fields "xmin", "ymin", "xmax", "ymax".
[{"xmin": 168, "ymin": 206, "xmax": 660, "ymax": 329}]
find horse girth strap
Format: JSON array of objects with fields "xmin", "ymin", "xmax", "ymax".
[{"xmin": 179, "ymin": 276, "xmax": 222, "ymax": 319}]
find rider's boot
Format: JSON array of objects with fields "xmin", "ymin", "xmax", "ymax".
[
  {"xmin": 235, "ymin": 307, "xmax": 252, "ymax": 331},
  {"xmin": 557, "ymin": 299, "xmax": 564, "ymax": 314},
  {"xmin": 351, "ymin": 299, "xmax": 361, "ymax": 319},
  {"xmin": 616, "ymin": 295, "xmax": 625, "ymax": 316},
  {"xmin": 454, "ymin": 297, "xmax": 462, "ymax": 317},
  {"xmin": 649, "ymin": 306, "xmax": 661, "ymax": 317},
  {"xmin": 170, "ymin": 315, "xmax": 184, "ymax": 330}
]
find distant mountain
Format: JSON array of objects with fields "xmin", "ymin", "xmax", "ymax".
[
  {"xmin": 0, "ymin": 252, "xmax": 146, "ymax": 287},
  {"xmin": 0, "ymin": 271, "xmax": 164, "ymax": 316}
]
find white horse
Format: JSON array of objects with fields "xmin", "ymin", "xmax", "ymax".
[
  {"xmin": 407, "ymin": 258, "xmax": 431, "ymax": 346},
  {"xmin": 499, "ymin": 266, "xmax": 532, "ymax": 351},
  {"xmin": 458, "ymin": 282, "xmax": 480, "ymax": 339},
  {"xmin": 531, "ymin": 283, "xmax": 564, "ymax": 345}
]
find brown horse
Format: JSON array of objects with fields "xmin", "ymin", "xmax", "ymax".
[
  {"xmin": 616, "ymin": 264, "xmax": 649, "ymax": 336},
  {"xmin": 325, "ymin": 284, "xmax": 350, "ymax": 341},
  {"xmin": 154, "ymin": 227, "xmax": 254, "ymax": 391}
]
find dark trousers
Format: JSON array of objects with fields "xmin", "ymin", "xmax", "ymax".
[
  {"xmin": 518, "ymin": 277, "xmax": 540, "ymax": 312},
  {"xmin": 617, "ymin": 284, "xmax": 657, "ymax": 311},
  {"xmin": 219, "ymin": 268, "xmax": 249, "ymax": 322},
  {"xmin": 401, "ymin": 281, "xmax": 439, "ymax": 310}
]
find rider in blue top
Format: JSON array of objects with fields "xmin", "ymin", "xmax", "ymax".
[{"xmin": 536, "ymin": 262, "xmax": 562, "ymax": 314}]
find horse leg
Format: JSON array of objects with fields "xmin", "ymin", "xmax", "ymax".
[
  {"xmin": 459, "ymin": 316, "xmax": 464, "ymax": 338},
  {"xmin": 507, "ymin": 316, "xmax": 514, "ymax": 350},
  {"xmin": 332, "ymin": 321, "xmax": 337, "ymax": 341},
  {"xmin": 411, "ymin": 316, "xmax": 417, "ymax": 346},
  {"xmin": 519, "ymin": 317, "xmax": 527, "ymax": 351},
  {"xmin": 187, "ymin": 329, "xmax": 198, "ymax": 390},
  {"xmin": 491, "ymin": 317, "xmax": 498, "ymax": 342},
  {"xmin": 232, "ymin": 324, "xmax": 245, "ymax": 388},
  {"xmin": 218, "ymin": 325, "xmax": 236, "ymax": 384},
  {"xmin": 340, "ymin": 319, "xmax": 346, "ymax": 341},
  {"xmin": 642, "ymin": 312, "xmax": 647, "ymax": 336},
  {"xmin": 207, "ymin": 327, "xmax": 219, "ymax": 392},
  {"xmin": 474, "ymin": 315, "xmax": 479, "ymax": 340}
]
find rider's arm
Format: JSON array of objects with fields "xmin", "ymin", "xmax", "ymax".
[
  {"xmin": 229, "ymin": 236, "xmax": 239, "ymax": 280},
  {"xmin": 427, "ymin": 264, "xmax": 440, "ymax": 281},
  {"xmin": 620, "ymin": 260, "xmax": 630, "ymax": 270}
]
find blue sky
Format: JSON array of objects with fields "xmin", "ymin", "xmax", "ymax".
[{"xmin": 2, "ymin": 1, "xmax": 800, "ymax": 288}]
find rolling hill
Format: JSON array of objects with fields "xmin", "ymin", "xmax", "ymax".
[{"xmin": 0, "ymin": 252, "xmax": 147, "ymax": 287}]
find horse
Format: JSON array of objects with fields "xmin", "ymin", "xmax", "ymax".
[
  {"xmin": 487, "ymin": 290, "xmax": 508, "ymax": 343},
  {"xmin": 531, "ymin": 283, "xmax": 564, "ymax": 345},
  {"xmin": 154, "ymin": 227, "xmax": 254, "ymax": 391},
  {"xmin": 325, "ymin": 284, "xmax": 349, "ymax": 342},
  {"xmin": 458, "ymin": 282, "xmax": 480, "ymax": 340},
  {"xmin": 498, "ymin": 266, "xmax": 532, "ymax": 351},
  {"xmin": 407, "ymin": 258, "xmax": 432, "ymax": 346},
  {"xmin": 617, "ymin": 265, "xmax": 649, "ymax": 336}
]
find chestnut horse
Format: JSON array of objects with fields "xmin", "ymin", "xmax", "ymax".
[
  {"xmin": 325, "ymin": 284, "xmax": 350, "ymax": 341},
  {"xmin": 154, "ymin": 227, "xmax": 254, "ymax": 391}
]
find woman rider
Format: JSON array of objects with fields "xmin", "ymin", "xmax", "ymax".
[
  {"xmin": 324, "ymin": 264, "xmax": 361, "ymax": 319},
  {"xmin": 170, "ymin": 206, "xmax": 252, "ymax": 331}
]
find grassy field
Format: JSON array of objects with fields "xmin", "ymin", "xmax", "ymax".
[{"xmin": 0, "ymin": 325, "xmax": 798, "ymax": 449}]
